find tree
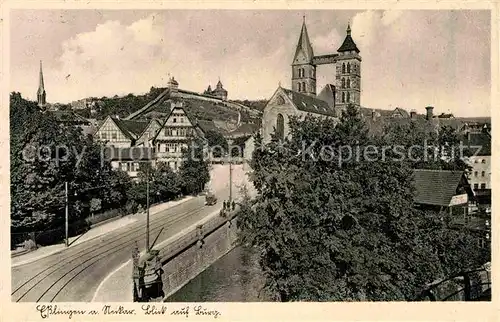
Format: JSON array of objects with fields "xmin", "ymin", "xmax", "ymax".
[
  {"xmin": 204, "ymin": 130, "xmax": 228, "ymax": 158},
  {"xmin": 239, "ymin": 104, "xmax": 488, "ymax": 301},
  {"xmin": 9, "ymin": 93, "xmax": 131, "ymax": 244},
  {"xmin": 178, "ymin": 137, "xmax": 210, "ymax": 195}
]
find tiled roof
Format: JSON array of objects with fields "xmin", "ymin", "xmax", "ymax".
[
  {"xmin": 102, "ymin": 146, "xmax": 155, "ymax": 161},
  {"xmin": 413, "ymin": 169, "xmax": 466, "ymax": 206},
  {"xmin": 293, "ymin": 21, "xmax": 314, "ymax": 63},
  {"xmin": 317, "ymin": 84, "xmax": 336, "ymax": 110},
  {"xmin": 337, "ymin": 34, "xmax": 360, "ymax": 53},
  {"xmin": 281, "ymin": 88, "xmax": 336, "ymax": 117},
  {"xmin": 196, "ymin": 119, "xmax": 220, "ymax": 133},
  {"xmin": 228, "ymin": 123, "xmax": 259, "ymax": 138},
  {"xmin": 392, "ymin": 107, "xmax": 410, "ymax": 118},
  {"xmin": 111, "ymin": 117, "xmax": 148, "ymax": 140},
  {"xmin": 463, "ymin": 132, "xmax": 491, "ymax": 156}
]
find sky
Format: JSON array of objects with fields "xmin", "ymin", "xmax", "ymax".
[{"xmin": 10, "ymin": 9, "xmax": 491, "ymax": 117}]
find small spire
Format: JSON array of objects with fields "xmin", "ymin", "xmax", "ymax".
[
  {"xmin": 303, "ymin": 15, "xmax": 305, "ymax": 24},
  {"xmin": 346, "ymin": 21, "xmax": 351, "ymax": 35},
  {"xmin": 278, "ymin": 80, "xmax": 281, "ymax": 88}
]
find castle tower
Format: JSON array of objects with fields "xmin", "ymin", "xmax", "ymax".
[
  {"xmin": 37, "ymin": 60, "xmax": 46, "ymax": 107},
  {"xmin": 291, "ymin": 17, "xmax": 317, "ymax": 97},
  {"xmin": 335, "ymin": 23, "xmax": 361, "ymax": 109}
]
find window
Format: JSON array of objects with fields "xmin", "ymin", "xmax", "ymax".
[
  {"xmin": 342, "ymin": 92, "xmax": 345, "ymax": 103},
  {"xmin": 474, "ymin": 183, "xmax": 479, "ymax": 190},
  {"xmin": 173, "ymin": 118, "xmax": 177, "ymax": 123},
  {"xmin": 342, "ymin": 78, "xmax": 345, "ymax": 89},
  {"xmin": 481, "ymin": 171, "xmax": 485, "ymax": 177},
  {"xmin": 347, "ymin": 79, "xmax": 351, "ymax": 88},
  {"xmin": 474, "ymin": 171, "xmax": 478, "ymax": 177},
  {"xmin": 347, "ymin": 63, "xmax": 351, "ymax": 73},
  {"xmin": 347, "ymin": 92, "xmax": 350, "ymax": 103},
  {"xmin": 111, "ymin": 132, "xmax": 117, "ymax": 140},
  {"xmin": 133, "ymin": 162, "xmax": 140, "ymax": 171},
  {"xmin": 481, "ymin": 159, "xmax": 486, "ymax": 164},
  {"xmin": 121, "ymin": 162, "xmax": 128, "ymax": 172},
  {"xmin": 302, "ymin": 82, "xmax": 306, "ymax": 92},
  {"xmin": 101, "ymin": 132, "xmax": 107, "ymax": 140},
  {"xmin": 297, "ymin": 82, "xmax": 302, "ymax": 92},
  {"xmin": 342, "ymin": 63, "xmax": 346, "ymax": 74},
  {"xmin": 276, "ymin": 113, "xmax": 285, "ymax": 141},
  {"xmin": 481, "ymin": 183, "xmax": 486, "ymax": 189},
  {"xmin": 474, "ymin": 159, "xmax": 478, "ymax": 163},
  {"xmin": 302, "ymin": 68, "xmax": 305, "ymax": 77}
]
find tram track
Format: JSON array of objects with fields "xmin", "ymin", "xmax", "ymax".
[{"xmin": 11, "ymin": 196, "xmax": 219, "ymax": 302}]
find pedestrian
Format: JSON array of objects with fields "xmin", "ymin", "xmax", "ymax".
[
  {"xmin": 232, "ymin": 201, "xmax": 235, "ymax": 210},
  {"xmin": 223, "ymin": 200, "xmax": 227, "ymax": 210}
]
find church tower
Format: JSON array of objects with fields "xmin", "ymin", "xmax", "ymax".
[
  {"xmin": 37, "ymin": 60, "xmax": 46, "ymax": 107},
  {"xmin": 335, "ymin": 23, "xmax": 361, "ymax": 109},
  {"xmin": 291, "ymin": 17, "xmax": 316, "ymax": 97}
]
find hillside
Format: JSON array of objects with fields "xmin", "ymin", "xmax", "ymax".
[{"xmin": 73, "ymin": 87, "xmax": 264, "ymax": 128}]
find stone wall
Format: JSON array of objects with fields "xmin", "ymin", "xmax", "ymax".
[{"xmin": 161, "ymin": 217, "xmax": 239, "ymax": 299}]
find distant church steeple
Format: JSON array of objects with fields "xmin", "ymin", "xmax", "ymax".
[{"xmin": 37, "ymin": 60, "xmax": 46, "ymax": 107}]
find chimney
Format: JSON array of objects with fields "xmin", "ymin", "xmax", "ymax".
[
  {"xmin": 371, "ymin": 109, "xmax": 376, "ymax": 120},
  {"xmin": 425, "ymin": 106, "xmax": 434, "ymax": 120},
  {"xmin": 410, "ymin": 109, "xmax": 417, "ymax": 119}
]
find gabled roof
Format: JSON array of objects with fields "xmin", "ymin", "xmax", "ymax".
[
  {"xmin": 280, "ymin": 87, "xmax": 336, "ymax": 117},
  {"xmin": 111, "ymin": 117, "xmax": 148, "ymax": 140},
  {"xmin": 293, "ymin": 20, "xmax": 314, "ymax": 63},
  {"xmin": 337, "ymin": 24, "xmax": 360, "ymax": 53},
  {"xmin": 392, "ymin": 107, "xmax": 410, "ymax": 118},
  {"xmin": 413, "ymin": 169, "xmax": 467, "ymax": 206},
  {"xmin": 317, "ymin": 84, "xmax": 336, "ymax": 109},
  {"xmin": 463, "ymin": 132, "xmax": 491, "ymax": 156}
]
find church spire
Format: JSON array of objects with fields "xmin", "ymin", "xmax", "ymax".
[
  {"xmin": 37, "ymin": 60, "xmax": 46, "ymax": 107},
  {"xmin": 337, "ymin": 22, "xmax": 359, "ymax": 53},
  {"xmin": 293, "ymin": 17, "xmax": 314, "ymax": 64}
]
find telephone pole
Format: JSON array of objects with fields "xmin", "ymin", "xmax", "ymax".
[{"xmin": 65, "ymin": 181, "xmax": 69, "ymax": 247}]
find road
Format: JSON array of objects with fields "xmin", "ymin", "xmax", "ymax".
[{"xmin": 11, "ymin": 191, "xmax": 229, "ymax": 302}]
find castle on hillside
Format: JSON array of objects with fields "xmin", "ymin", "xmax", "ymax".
[{"xmin": 203, "ymin": 79, "xmax": 228, "ymax": 101}]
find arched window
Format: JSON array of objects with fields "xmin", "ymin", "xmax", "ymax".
[
  {"xmin": 342, "ymin": 92, "xmax": 345, "ymax": 103},
  {"xmin": 341, "ymin": 78, "xmax": 345, "ymax": 89},
  {"xmin": 297, "ymin": 82, "xmax": 301, "ymax": 92},
  {"xmin": 276, "ymin": 113, "xmax": 285, "ymax": 141},
  {"xmin": 347, "ymin": 92, "xmax": 350, "ymax": 102},
  {"xmin": 347, "ymin": 63, "xmax": 351, "ymax": 73},
  {"xmin": 298, "ymin": 68, "xmax": 302, "ymax": 78},
  {"xmin": 302, "ymin": 82, "xmax": 306, "ymax": 92},
  {"xmin": 347, "ymin": 79, "xmax": 351, "ymax": 88},
  {"xmin": 342, "ymin": 63, "xmax": 346, "ymax": 74}
]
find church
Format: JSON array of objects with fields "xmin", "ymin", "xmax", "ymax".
[{"xmin": 262, "ymin": 19, "xmax": 361, "ymax": 143}]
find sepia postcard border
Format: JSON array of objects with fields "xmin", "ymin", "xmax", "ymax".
[{"xmin": 1, "ymin": 0, "xmax": 498, "ymax": 321}]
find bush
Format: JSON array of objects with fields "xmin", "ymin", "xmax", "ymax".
[
  {"xmin": 23, "ymin": 239, "xmax": 37, "ymax": 251},
  {"xmin": 86, "ymin": 208, "xmax": 123, "ymax": 226},
  {"xmin": 126, "ymin": 200, "xmax": 139, "ymax": 215}
]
